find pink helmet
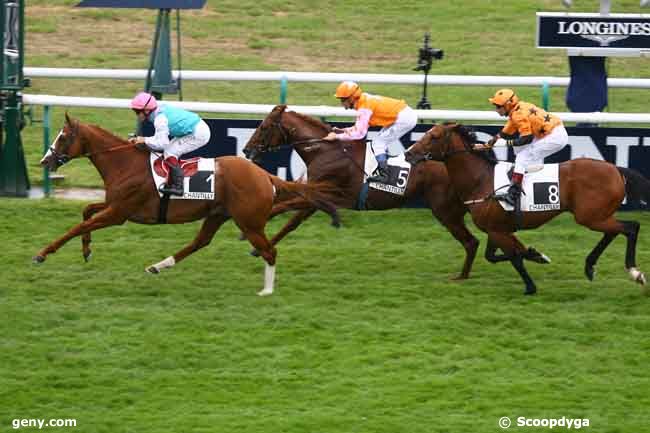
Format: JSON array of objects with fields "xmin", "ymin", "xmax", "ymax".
[{"xmin": 130, "ymin": 92, "xmax": 157, "ymax": 111}]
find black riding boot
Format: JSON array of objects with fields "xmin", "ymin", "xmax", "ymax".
[
  {"xmin": 160, "ymin": 164, "xmax": 184, "ymax": 196},
  {"xmin": 368, "ymin": 160, "xmax": 390, "ymax": 183},
  {"xmin": 496, "ymin": 181, "xmax": 522, "ymax": 207}
]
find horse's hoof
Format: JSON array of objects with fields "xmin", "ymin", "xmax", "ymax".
[
  {"xmin": 257, "ymin": 288, "xmax": 273, "ymax": 297},
  {"xmin": 527, "ymin": 248, "xmax": 551, "ymax": 264},
  {"xmin": 83, "ymin": 252, "xmax": 92, "ymax": 262},
  {"xmin": 250, "ymin": 249, "xmax": 260, "ymax": 257},
  {"xmin": 32, "ymin": 255, "xmax": 45, "ymax": 264},
  {"xmin": 145, "ymin": 266, "xmax": 160, "ymax": 274},
  {"xmin": 585, "ymin": 266, "xmax": 595, "ymax": 281},
  {"xmin": 331, "ymin": 219, "xmax": 341, "ymax": 229},
  {"xmin": 628, "ymin": 267, "xmax": 646, "ymax": 285},
  {"xmin": 524, "ymin": 287, "xmax": 537, "ymax": 295},
  {"xmin": 450, "ymin": 274, "xmax": 468, "ymax": 281}
]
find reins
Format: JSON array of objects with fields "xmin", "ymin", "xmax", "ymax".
[{"xmin": 83, "ymin": 142, "xmax": 140, "ymax": 158}]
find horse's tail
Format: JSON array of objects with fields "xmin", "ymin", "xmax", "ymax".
[
  {"xmin": 270, "ymin": 176, "xmax": 342, "ymax": 227},
  {"xmin": 618, "ymin": 167, "xmax": 650, "ymax": 208}
]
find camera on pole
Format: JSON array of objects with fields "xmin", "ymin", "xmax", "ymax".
[{"xmin": 414, "ymin": 33, "xmax": 443, "ymax": 109}]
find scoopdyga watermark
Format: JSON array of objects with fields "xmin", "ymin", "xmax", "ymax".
[{"xmin": 499, "ymin": 416, "xmax": 590, "ymax": 429}]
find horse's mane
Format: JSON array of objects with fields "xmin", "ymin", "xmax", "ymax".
[
  {"xmin": 287, "ymin": 110, "xmax": 332, "ymax": 133},
  {"xmin": 450, "ymin": 123, "xmax": 497, "ymax": 167},
  {"xmin": 82, "ymin": 121, "xmax": 129, "ymax": 145}
]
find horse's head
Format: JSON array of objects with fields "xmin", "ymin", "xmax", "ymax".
[
  {"xmin": 405, "ymin": 123, "xmax": 476, "ymax": 164},
  {"xmin": 40, "ymin": 113, "xmax": 85, "ymax": 172},
  {"xmin": 243, "ymin": 104, "xmax": 290, "ymax": 162}
]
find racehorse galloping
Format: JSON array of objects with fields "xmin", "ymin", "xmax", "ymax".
[
  {"xmin": 405, "ymin": 123, "xmax": 650, "ymax": 295},
  {"xmin": 35, "ymin": 114, "xmax": 340, "ymax": 296},
  {"xmin": 243, "ymin": 105, "xmax": 548, "ymax": 280}
]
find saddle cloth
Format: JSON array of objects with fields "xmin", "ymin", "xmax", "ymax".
[
  {"xmin": 364, "ymin": 143, "xmax": 412, "ymax": 196},
  {"xmin": 494, "ymin": 162, "xmax": 561, "ymax": 212},
  {"xmin": 149, "ymin": 154, "xmax": 216, "ymax": 200}
]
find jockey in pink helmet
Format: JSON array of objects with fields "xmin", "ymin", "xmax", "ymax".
[{"xmin": 128, "ymin": 92, "xmax": 211, "ymax": 196}]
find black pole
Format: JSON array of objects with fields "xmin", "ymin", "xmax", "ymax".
[{"xmin": 417, "ymin": 69, "xmax": 431, "ymax": 109}]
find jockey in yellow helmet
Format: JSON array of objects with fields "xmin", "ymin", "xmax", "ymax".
[
  {"xmin": 486, "ymin": 88, "xmax": 568, "ymax": 207},
  {"xmin": 323, "ymin": 81, "xmax": 418, "ymax": 184}
]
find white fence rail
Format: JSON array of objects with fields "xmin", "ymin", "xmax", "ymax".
[
  {"xmin": 22, "ymin": 94, "xmax": 650, "ymax": 124},
  {"xmin": 23, "ymin": 67, "xmax": 650, "ymax": 88}
]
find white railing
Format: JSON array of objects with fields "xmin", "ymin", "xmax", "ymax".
[
  {"xmin": 23, "ymin": 67, "xmax": 650, "ymax": 88},
  {"xmin": 22, "ymin": 94, "xmax": 650, "ymax": 124}
]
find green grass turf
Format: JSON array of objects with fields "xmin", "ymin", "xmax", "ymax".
[
  {"xmin": 21, "ymin": 0, "xmax": 650, "ymax": 188},
  {"xmin": 1, "ymin": 199, "xmax": 650, "ymax": 432}
]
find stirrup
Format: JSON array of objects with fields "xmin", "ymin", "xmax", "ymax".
[
  {"xmin": 368, "ymin": 169, "xmax": 389, "ymax": 183},
  {"xmin": 494, "ymin": 190, "xmax": 518, "ymax": 207},
  {"xmin": 159, "ymin": 184, "xmax": 183, "ymax": 196}
]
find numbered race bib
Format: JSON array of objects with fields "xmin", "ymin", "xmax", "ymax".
[
  {"xmin": 494, "ymin": 162, "xmax": 561, "ymax": 212},
  {"xmin": 368, "ymin": 153, "xmax": 412, "ymax": 196}
]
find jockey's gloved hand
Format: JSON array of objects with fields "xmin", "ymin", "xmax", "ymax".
[
  {"xmin": 134, "ymin": 141, "xmax": 150, "ymax": 151},
  {"xmin": 486, "ymin": 137, "xmax": 497, "ymax": 147}
]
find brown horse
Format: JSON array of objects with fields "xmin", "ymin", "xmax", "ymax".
[
  {"xmin": 242, "ymin": 105, "xmax": 549, "ymax": 280},
  {"xmin": 405, "ymin": 122, "xmax": 650, "ymax": 295},
  {"xmin": 35, "ymin": 114, "xmax": 341, "ymax": 296}
]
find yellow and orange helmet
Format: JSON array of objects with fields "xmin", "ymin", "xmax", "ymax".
[
  {"xmin": 334, "ymin": 81, "xmax": 362, "ymax": 99},
  {"xmin": 489, "ymin": 88, "xmax": 519, "ymax": 111}
]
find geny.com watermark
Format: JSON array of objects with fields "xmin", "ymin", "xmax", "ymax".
[
  {"xmin": 12, "ymin": 419, "xmax": 77, "ymax": 430},
  {"xmin": 499, "ymin": 416, "xmax": 590, "ymax": 429}
]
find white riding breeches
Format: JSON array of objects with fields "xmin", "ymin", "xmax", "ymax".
[
  {"xmin": 164, "ymin": 120, "xmax": 211, "ymax": 159},
  {"xmin": 513, "ymin": 125, "xmax": 569, "ymax": 174},
  {"xmin": 371, "ymin": 106, "xmax": 418, "ymax": 157}
]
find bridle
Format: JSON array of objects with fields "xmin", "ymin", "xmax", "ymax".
[
  {"xmin": 250, "ymin": 118, "xmax": 324, "ymax": 155},
  {"xmin": 47, "ymin": 121, "xmax": 137, "ymax": 167},
  {"xmin": 417, "ymin": 126, "xmax": 475, "ymax": 162}
]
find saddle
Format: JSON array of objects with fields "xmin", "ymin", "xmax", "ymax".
[{"xmin": 153, "ymin": 156, "xmax": 201, "ymax": 179}]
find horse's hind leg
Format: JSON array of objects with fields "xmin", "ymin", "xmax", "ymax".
[
  {"xmin": 146, "ymin": 214, "xmax": 229, "ymax": 274},
  {"xmin": 487, "ymin": 231, "xmax": 537, "ymax": 295},
  {"xmin": 80, "ymin": 202, "xmax": 107, "ymax": 262},
  {"xmin": 620, "ymin": 220, "xmax": 646, "ymax": 284},
  {"xmin": 582, "ymin": 217, "xmax": 646, "ymax": 285},
  {"xmin": 243, "ymin": 230, "xmax": 278, "ymax": 297},
  {"xmin": 584, "ymin": 232, "xmax": 617, "ymax": 281}
]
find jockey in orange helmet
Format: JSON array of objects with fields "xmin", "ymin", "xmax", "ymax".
[
  {"xmin": 323, "ymin": 81, "xmax": 417, "ymax": 183},
  {"xmin": 128, "ymin": 92, "xmax": 211, "ymax": 196},
  {"xmin": 486, "ymin": 88, "xmax": 568, "ymax": 207}
]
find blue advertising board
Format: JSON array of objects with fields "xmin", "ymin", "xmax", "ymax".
[{"xmin": 537, "ymin": 12, "xmax": 650, "ymax": 51}]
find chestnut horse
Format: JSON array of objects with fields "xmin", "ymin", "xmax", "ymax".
[
  {"xmin": 405, "ymin": 123, "xmax": 650, "ymax": 295},
  {"xmin": 35, "ymin": 114, "xmax": 341, "ymax": 296},
  {"xmin": 243, "ymin": 105, "xmax": 549, "ymax": 280}
]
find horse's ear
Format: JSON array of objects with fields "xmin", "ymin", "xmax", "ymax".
[
  {"xmin": 274, "ymin": 104, "xmax": 288, "ymax": 113},
  {"xmin": 65, "ymin": 111, "xmax": 72, "ymax": 125}
]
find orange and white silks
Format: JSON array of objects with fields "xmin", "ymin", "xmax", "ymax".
[
  {"xmin": 335, "ymin": 93, "xmax": 409, "ymax": 141},
  {"xmin": 502, "ymin": 101, "xmax": 563, "ymax": 139}
]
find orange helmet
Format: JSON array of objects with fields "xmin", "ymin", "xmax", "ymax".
[
  {"xmin": 489, "ymin": 88, "xmax": 519, "ymax": 111},
  {"xmin": 334, "ymin": 81, "xmax": 362, "ymax": 99}
]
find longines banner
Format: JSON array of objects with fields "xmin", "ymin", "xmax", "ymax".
[
  {"xmin": 537, "ymin": 12, "xmax": 650, "ymax": 50},
  {"xmin": 184, "ymin": 119, "xmax": 650, "ymax": 209}
]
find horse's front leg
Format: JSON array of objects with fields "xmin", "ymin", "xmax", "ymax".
[
  {"xmin": 33, "ymin": 206, "xmax": 126, "ymax": 263},
  {"xmin": 80, "ymin": 202, "xmax": 108, "ymax": 262},
  {"xmin": 147, "ymin": 214, "xmax": 229, "ymax": 273},
  {"xmin": 486, "ymin": 231, "xmax": 537, "ymax": 295}
]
